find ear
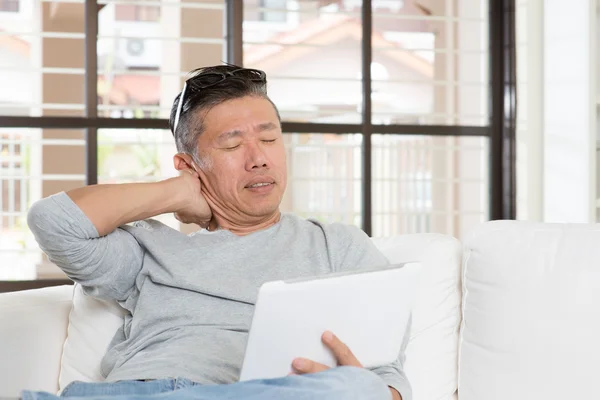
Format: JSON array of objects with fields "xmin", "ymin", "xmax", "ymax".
[{"xmin": 173, "ymin": 153, "xmax": 195, "ymax": 172}]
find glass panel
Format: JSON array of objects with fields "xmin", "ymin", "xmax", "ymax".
[
  {"xmin": 371, "ymin": 0, "xmax": 488, "ymax": 126},
  {"xmin": 372, "ymin": 134, "xmax": 488, "ymax": 239},
  {"xmin": 0, "ymin": 0, "xmax": 85, "ymax": 117},
  {"xmin": 98, "ymin": 128, "xmax": 179, "ymax": 229},
  {"xmin": 243, "ymin": 0, "xmax": 362, "ymax": 123},
  {"xmin": 98, "ymin": 129, "xmax": 178, "ymax": 183},
  {"xmin": 282, "ymin": 133, "xmax": 362, "ymax": 226},
  {"xmin": 0, "ymin": 0, "xmax": 20, "ymax": 13},
  {"xmin": 97, "ymin": 0, "xmax": 226, "ymax": 119},
  {"xmin": 0, "ymin": 128, "xmax": 85, "ymax": 281}
]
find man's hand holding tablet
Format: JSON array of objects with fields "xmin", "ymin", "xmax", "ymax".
[
  {"xmin": 291, "ymin": 330, "xmax": 403, "ymax": 400},
  {"xmin": 239, "ymin": 262, "xmax": 420, "ymax": 400}
]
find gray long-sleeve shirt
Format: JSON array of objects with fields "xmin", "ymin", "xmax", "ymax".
[{"xmin": 27, "ymin": 192, "xmax": 411, "ymax": 399}]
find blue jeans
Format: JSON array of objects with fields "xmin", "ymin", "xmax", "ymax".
[{"xmin": 21, "ymin": 367, "xmax": 391, "ymax": 400}]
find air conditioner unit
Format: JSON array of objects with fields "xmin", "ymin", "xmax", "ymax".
[
  {"xmin": 114, "ymin": 22, "xmax": 162, "ymax": 69},
  {"xmin": 118, "ymin": 37, "xmax": 161, "ymax": 69}
]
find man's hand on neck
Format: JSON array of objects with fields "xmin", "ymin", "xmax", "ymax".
[{"xmin": 173, "ymin": 170, "xmax": 213, "ymax": 228}]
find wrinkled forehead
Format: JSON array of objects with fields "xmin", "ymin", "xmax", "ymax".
[{"xmin": 198, "ymin": 97, "xmax": 281, "ymax": 142}]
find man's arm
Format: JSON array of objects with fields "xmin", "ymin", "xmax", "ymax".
[
  {"xmin": 390, "ymin": 387, "xmax": 402, "ymax": 400},
  {"xmin": 369, "ymin": 357, "xmax": 411, "ymax": 400},
  {"xmin": 68, "ymin": 171, "xmax": 209, "ymax": 236},
  {"xmin": 27, "ymin": 172, "xmax": 210, "ymax": 301}
]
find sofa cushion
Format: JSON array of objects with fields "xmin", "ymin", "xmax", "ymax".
[
  {"xmin": 373, "ymin": 234, "xmax": 462, "ymax": 400},
  {"xmin": 58, "ymin": 284, "xmax": 126, "ymax": 391},
  {"xmin": 59, "ymin": 234, "xmax": 462, "ymax": 400},
  {"xmin": 0, "ymin": 285, "xmax": 73, "ymax": 397},
  {"xmin": 459, "ymin": 221, "xmax": 600, "ymax": 400}
]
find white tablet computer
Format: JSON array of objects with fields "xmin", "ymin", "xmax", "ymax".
[{"xmin": 239, "ymin": 262, "xmax": 421, "ymax": 382}]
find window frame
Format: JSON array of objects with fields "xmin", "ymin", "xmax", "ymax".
[{"xmin": 0, "ymin": 0, "xmax": 515, "ymax": 239}]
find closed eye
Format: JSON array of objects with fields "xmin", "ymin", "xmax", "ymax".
[
  {"xmin": 262, "ymin": 139, "xmax": 277, "ymax": 143},
  {"xmin": 224, "ymin": 145, "xmax": 240, "ymax": 150}
]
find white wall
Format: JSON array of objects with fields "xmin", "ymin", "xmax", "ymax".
[{"xmin": 543, "ymin": 0, "xmax": 595, "ymax": 222}]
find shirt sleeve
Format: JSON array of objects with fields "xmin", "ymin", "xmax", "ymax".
[
  {"xmin": 368, "ymin": 317, "xmax": 413, "ymax": 400},
  {"xmin": 323, "ymin": 222, "xmax": 413, "ymax": 400},
  {"xmin": 27, "ymin": 191, "xmax": 144, "ymax": 302}
]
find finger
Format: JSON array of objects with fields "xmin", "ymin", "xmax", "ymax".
[
  {"xmin": 291, "ymin": 358, "xmax": 329, "ymax": 375},
  {"xmin": 322, "ymin": 331, "xmax": 362, "ymax": 367}
]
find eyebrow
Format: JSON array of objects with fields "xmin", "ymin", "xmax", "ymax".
[
  {"xmin": 256, "ymin": 122, "xmax": 278, "ymax": 132},
  {"xmin": 216, "ymin": 130, "xmax": 242, "ymax": 143},
  {"xmin": 216, "ymin": 122, "xmax": 279, "ymax": 143}
]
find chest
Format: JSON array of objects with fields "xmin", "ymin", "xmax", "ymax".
[{"xmin": 138, "ymin": 229, "xmax": 334, "ymax": 306}]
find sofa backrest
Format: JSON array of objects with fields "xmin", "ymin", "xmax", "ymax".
[{"xmin": 459, "ymin": 221, "xmax": 600, "ymax": 400}]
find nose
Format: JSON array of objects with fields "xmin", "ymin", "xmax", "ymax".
[{"xmin": 245, "ymin": 141, "xmax": 269, "ymax": 171}]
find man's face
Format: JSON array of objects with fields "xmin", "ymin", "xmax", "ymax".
[{"xmin": 194, "ymin": 96, "xmax": 287, "ymax": 221}]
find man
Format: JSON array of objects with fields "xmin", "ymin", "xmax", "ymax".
[{"xmin": 23, "ymin": 65, "xmax": 411, "ymax": 400}]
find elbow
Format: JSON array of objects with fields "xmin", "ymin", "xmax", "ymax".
[
  {"xmin": 27, "ymin": 198, "xmax": 50, "ymax": 237},
  {"xmin": 26, "ymin": 196, "xmax": 71, "ymax": 246}
]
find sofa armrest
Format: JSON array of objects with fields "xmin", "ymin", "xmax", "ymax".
[{"xmin": 0, "ymin": 285, "xmax": 74, "ymax": 397}]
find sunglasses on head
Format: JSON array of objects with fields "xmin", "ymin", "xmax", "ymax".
[{"xmin": 172, "ymin": 68, "xmax": 267, "ymax": 134}]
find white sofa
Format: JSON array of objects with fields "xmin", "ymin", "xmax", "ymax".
[{"xmin": 1, "ymin": 221, "xmax": 599, "ymax": 399}]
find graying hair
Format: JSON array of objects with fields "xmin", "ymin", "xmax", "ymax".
[{"xmin": 169, "ymin": 65, "xmax": 281, "ymax": 167}]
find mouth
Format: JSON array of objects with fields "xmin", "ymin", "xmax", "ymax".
[
  {"xmin": 245, "ymin": 182, "xmax": 274, "ymax": 188},
  {"xmin": 244, "ymin": 177, "xmax": 276, "ymax": 194}
]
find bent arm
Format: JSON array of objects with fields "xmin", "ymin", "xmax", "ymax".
[
  {"xmin": 67, "ymin": 178, "xmax": 185, "ymax": 236},
  {"xmin": 27, "ymin": 179, "xmax": 184, "ymax": 301}
]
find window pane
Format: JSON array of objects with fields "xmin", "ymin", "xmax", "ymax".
[
  {"xmin": 282, "ymin": 133, "xmax": 362, "ymax": 226},
  {"xmin": 372, "ymin": 134, "xmax": 488, "ymax": 239},
  {"xmin": 0, "ymin": 128, "xmax": 85, "ymax": 281},
  {"xmin": 0, "ymin": 0, "xmax": 19, "ymax": 13},
  {"xmin": 243, "ymin": 0, "xmax": 363, "ymax": 123},
  {"xmin": 98, "ymin": 128, "xmax": 180, "ymax": 230},
  {"xmin": 98, "ymin": 129, "xmax": 177, "ymax": 183},
  {"xmin": 97, "ymin": 0, "xmax": 226, "ymax": 119},
  {"xmin": 371, "ymin": 0, "xmax": 488, "ymax": 126},
  {"xmin": 0, "ymin": 0, "xmax": 85, "ymax": 117}
]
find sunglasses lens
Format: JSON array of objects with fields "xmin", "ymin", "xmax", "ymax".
[
  {"xmin": 233, "ymin": 69, "xmax": 265, "ymax": 81},
  {"xmin": 193, "ymin": 73, "xmax": 224, "ymax": 87}
]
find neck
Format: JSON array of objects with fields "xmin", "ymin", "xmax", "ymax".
[{"xmin": 208, "ymin": 211, "xmax": 282, "ymax": 236}]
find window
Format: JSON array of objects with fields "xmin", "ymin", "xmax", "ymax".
[
  {"xmin": 0, "ymin": 0, "xmax": 226, "ymax": 280},
  {"xmin": 115, "ymin": 5, "xmax": 160, "ymax": 22},
  {"xmin": 282, "ymin": 134, "xmax": 362, "ymax": 226},
  {"xmin": 259, "ymin": 0, "xmax": 287, "ymax": 22},
  {"xmin": 0, "ymin": 0, "xmax": 510, "ymax": 282},
  {"xmin": 243, "ymin": 0, "xmax": 490, "ymax": 237},
  {"xmin": 0, "ymin": 0, "xmax": 19, "ymax": 12},
  {"xmin": 0, "ymin": 128, "xmax": 86, "ymax": 280}
]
